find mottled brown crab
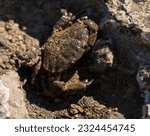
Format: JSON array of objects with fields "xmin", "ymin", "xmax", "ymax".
[{"xmin": 31, "ymin": 9, "xmax": 98, "ymax": 98}]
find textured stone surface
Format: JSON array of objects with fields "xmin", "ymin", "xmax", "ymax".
[
  {"xmin": 107, "ymin": 0, "xmax": 150, "ymax": 31},
  {"xmin": 0, "ymin": 71, "xmax": 29, "ymax": 118}
]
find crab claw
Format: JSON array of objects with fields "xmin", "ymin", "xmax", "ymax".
[
  {"xmin": 52, "ymin": 71, "xmax": 94, "ymax": 96},
  {"xmin": 83, "ymin": 79, "xmax": 94, "ymax": 86}
]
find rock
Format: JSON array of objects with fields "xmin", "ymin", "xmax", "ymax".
[
  {"xmin": 107, "ymin": 0, "xmax": 150, "ymax": 32},
  {"xmin": 136, "ymin": 65, "xmax": 150, "ymax": 118},
  {"xmin": 68, "ymin": 104, "xmax": 84, "ymax": 115},
  {"xmin": 0, "ymin": 80, "xmax": 9, "ymax": 104},
  {"xmin": 0, "ymin": 71, "xmax": 29, "ymax": 118},
  {"xmin": 68, "ymin": 96, "xmax": 125, "ymax": 119},
  {"xmin": 110, "ymin": 111, "xmax": 125, "ymax": 119},
  {"xmin": 142, "ymin": 104, "xmax": 150, "ymax": 119},
  {"xmin": 0, "ymin": 80, "xmax": 10, "ymax": 118},
  {"xmin": 90, "ymin": 39, "xmax": 114, "ymax": 73}
]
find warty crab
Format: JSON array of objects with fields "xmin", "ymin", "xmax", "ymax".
[{"xmin": 31, "ymin": 9, "xmax": 98, "ymax": 98}]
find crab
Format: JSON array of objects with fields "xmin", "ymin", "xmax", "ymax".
[{"xmin": 31, "ymin": 9, "xmax": 98, "ymax": 98}]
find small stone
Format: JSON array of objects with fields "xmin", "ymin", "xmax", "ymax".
[
  {"xmin": 113, "ymin": 107, "xmax": 118, "ymax": 112},
  {"xmin": 9, "ymin": 59, "xmax": 15, "ymax": 65},
  {"xmin": 90, "ymin": 39, "xmax": 114, "ymax": 73},
  {"xmin": 71, "ymin": 104, "xmax": 84, "ymax": 113},
  {"xmin": 85, "ymin": 111, "xmax": 91, "ymax": 116},
  {"xmin": 17, "ymin": 35, "xmax": 23, "ymax": 40},
  {"xmin": 22, "ymin": 26, "xmax": 27, "ymax": 31},
  {"xmin": 74, "ymin": 114, "xmax": 79, "ymax": 118},
  {"xmin": 69, "ymin": 108, "xmax": 79, "ymax": 115},
  {"xmin": 0, "ymin": 27, "xmax": 5, "ymax": 32}
]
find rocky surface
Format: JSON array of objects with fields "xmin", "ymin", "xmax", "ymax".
[
  {"xmin": 0, "ymin": 0, "xmax": 149, "ymax": 119},
  {"xmin": 0, "ymin": 71, "xmax": 29, "ymax": 118},
  {"xmin": 0, "ymin": 80, "xmax": 10, "ymax": 118}
]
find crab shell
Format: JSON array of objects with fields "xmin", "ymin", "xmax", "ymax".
[{"xmin": 43, "ymin": 19, "xmax": 98, "ymax": 73}]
